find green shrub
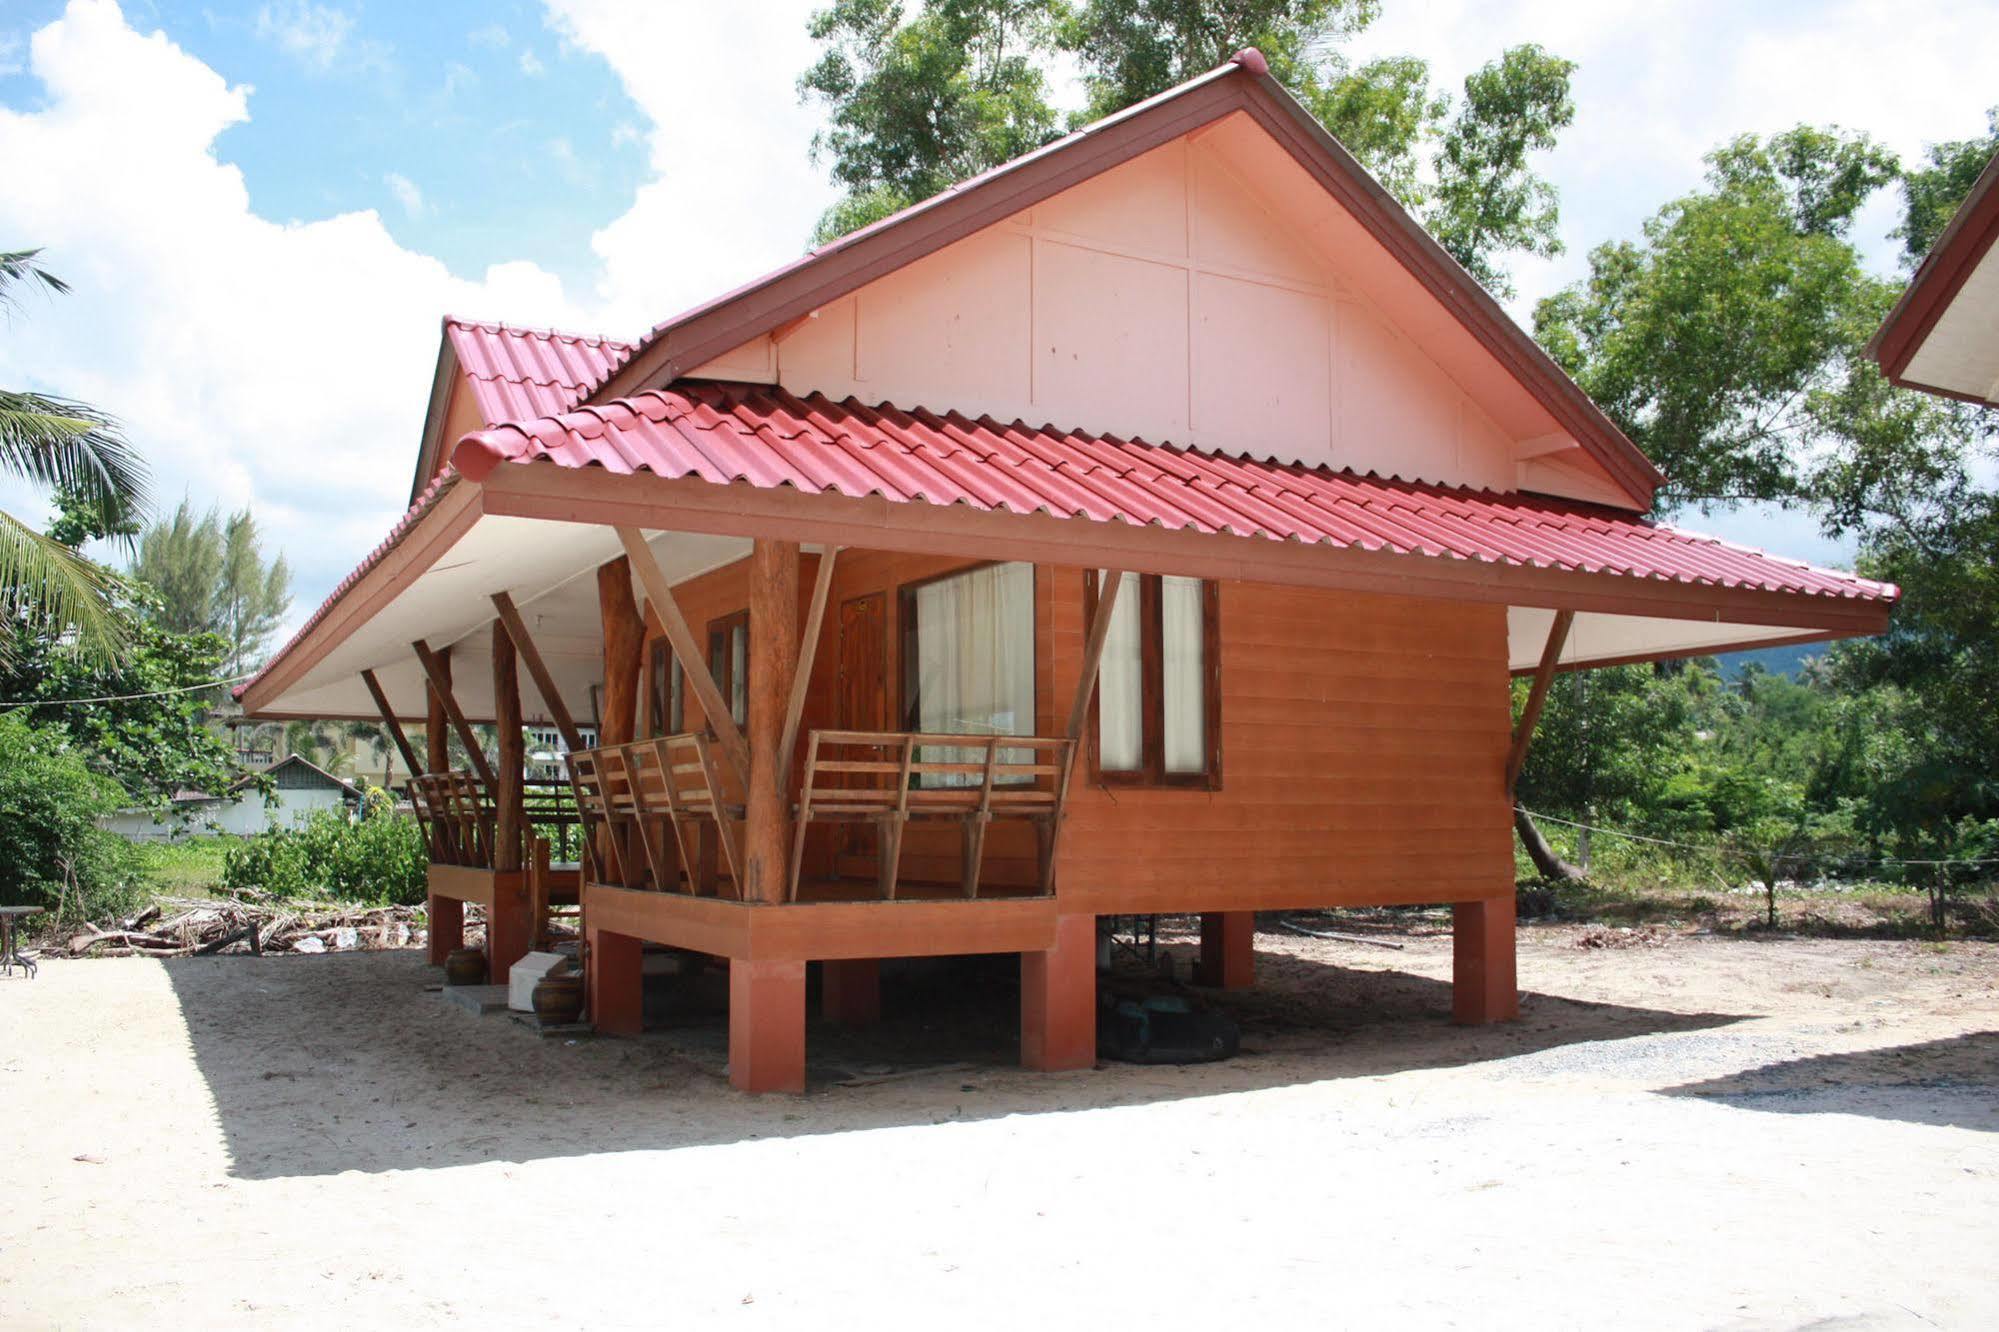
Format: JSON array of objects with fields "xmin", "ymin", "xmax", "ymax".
[
  {"xmin": 222, "ymin": 791, "xmax": 427, "ymax": 905},
  {"xmin": 0, "ymin": 714, "xmax": 137, "ymax": 921}
]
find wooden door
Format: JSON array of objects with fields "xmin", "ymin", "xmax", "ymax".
[{"xmin": 836, "ymin": 593, "xmax": 887, "ymax": 855}]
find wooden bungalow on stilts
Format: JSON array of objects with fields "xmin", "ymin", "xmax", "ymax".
[{"xmin": 239, "ymin": 50, "xmax": 1897, "ymax": 1093}]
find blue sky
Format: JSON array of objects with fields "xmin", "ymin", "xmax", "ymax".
[{"xmin": 2, "ymin": 0, "xmax": 1996, "ymax": 643}]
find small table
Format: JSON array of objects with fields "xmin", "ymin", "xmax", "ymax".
[{"xmin": 1, "ymin": 906, "xmax": 44, "ymax": 979}]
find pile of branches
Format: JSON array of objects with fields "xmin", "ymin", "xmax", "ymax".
[{"xmin": 66, "ymin": 889, "xmax": 439, "ymax": 958}]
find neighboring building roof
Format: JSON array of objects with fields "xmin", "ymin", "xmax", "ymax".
[
  {"xmin": 581, "ymin": 49, "xmax": 1665, "ymax": 508},
  {"xmin": 409, "ymin": 318, "xmax": 636, "ymax": 501},
  {"xmin": 228, "ymin": 753, "xmax": 363, "ymax": 798},
  {"xmin": 452, "ymin": 382, "xmax": 1894, "ymax": 607},
  {"xmin": 1869, "ymin": 147, "xmax": 1999, "ymax": 405}
]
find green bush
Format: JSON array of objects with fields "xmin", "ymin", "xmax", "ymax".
[
  {"xmin": 222, "ymin": 791, "xmax": 427, "ymax": 905},
  {"xmin": 0, "ymin": 714, "xmax": 137, "ymax": 921}
]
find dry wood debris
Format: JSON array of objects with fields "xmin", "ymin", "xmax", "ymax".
[{"xmin": 65, "ymin": 891, "xmax": 438, "ymax": 958}]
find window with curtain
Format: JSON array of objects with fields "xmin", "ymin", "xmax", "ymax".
[
  {"xmin": 1091, "ymin": 571, "xmax": 1219, "ymax": 787},
  {"xmin": 900, "ymin": 562, "xmax": 1036, "ymax": 786},
  {"xmin": 646, "ymin": 638, "xmax": 685, "ymax": 736},
  {"xmin": 707, "ymin": 611, "xmax": 748, "ymax": 728}
]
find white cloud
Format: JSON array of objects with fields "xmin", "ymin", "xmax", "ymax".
[
  {"xmin": 541, "ymin": 0, "xmax": 838, "ymax": 330},
  {"xmin": 253, "ymin": 0, "xmax": 357, "ymax": 74},
  {"xmin": 0, "ymin": 33, "xmax": 23, "ymax": 76},
  {"xmin": 0, "ymin": 0, "xmax": 585, "ymax": 633},
  {"xmin": 518, "ymin": 47, "xmax": 544, "ymax": 77},
  {"xmin": 383, "ymin": 171, "xmax": 424, "ymax": 219}
]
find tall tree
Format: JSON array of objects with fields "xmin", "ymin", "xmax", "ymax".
[
  {"xmin": 132, "ymin": 499, "xmax": 291, "ymax": 673},
  {"xmin": 801, "ymin": 3, "xmax": 1579, "ymax": 294},
  {"xmin": 800, "ymin": 0, "xmax": 1063, "ymax": 242},
  {"xmin": 1534, "ymin": 127, "xmax": 1902, "ymax": 509},
  {"xmin": 1894, "ymin": 108, "xmax": 1999, "ymax": 264},
  {"xmin": 0, "ymin": 248, "xmax": 151, "ymax": 662}
]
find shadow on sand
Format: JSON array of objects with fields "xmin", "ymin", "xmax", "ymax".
[
  {"xmin": 160, "ymin": 945, "xmax": 1746, "ymax": 1180},
  {"xmin": 1659, "ymin": 1030, "xmax": 1999, "ymax": 1131}
]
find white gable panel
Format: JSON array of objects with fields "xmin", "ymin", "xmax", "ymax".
[{"xmin": 742, "ymin": 114, "xmax": 1635, "ymax": 504}]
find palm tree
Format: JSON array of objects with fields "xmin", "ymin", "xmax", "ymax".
[{"xmin": 1, "ymin": 248, "xmax": 150, "ymax": 661}]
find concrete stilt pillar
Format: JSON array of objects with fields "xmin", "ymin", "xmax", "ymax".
[
  {"xmin": 821, "ymin": 958, "xmax": 881, "ymax": 1025},
  {"xmin": 730, "ymin": 959, "xmax": 807, "ymax": 1093},
  {"xmin": 588, "ymin": 926, "xmax": 644, "ymax": 1036},
  {"xmin": 1022, "ymin": 913, "xmax": 1097, "ymax": 1071},
  {"xmin": 1195, "ymin": 911, "xmax": 1255, "ymax": 988},
  {"xmin": 1452, "ymin": 897, "xmax": 1519, "ymax": 1024},
  {"xmin": 427, "ymin": 892, "xmax": 463, "ymax": 966}
]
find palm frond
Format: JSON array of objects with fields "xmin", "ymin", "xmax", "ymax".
[
  {"xmin": 0, "ymin": 249, "xmax": 70, "ymax": 310},
  {"xmin": 0, "ymin": 390, "xmax": 151, "ymax": 527},
  {"xmin": 0, "ymin": 508, "xmax": 130, "ymax": 665}
]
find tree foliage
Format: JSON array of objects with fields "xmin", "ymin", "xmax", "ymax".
[
  {"xmin": 799, "ymin": 2, "xmax": 1579, "ymax": 294},
  {"xmin": 0, "ymin": 713, "xmax": 134, "ymax": 917},
  {"xmin": 0, "ymin": 248, "xmax": 151, "ymax": 664},
  {"xmin": 132, "ymin": 498, "xmax": 292, "ymax": 674}
]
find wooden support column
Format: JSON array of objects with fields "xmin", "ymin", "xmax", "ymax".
[
  {"xmin": 1452, "ymin": 898, "xmax": 1518, "ymax": 1024},
  {"xmin": 616, "ymin": 527, "xmax": 750, "ymax": 784},
  {"xmin": 424, "ymin": 646, "xmax": 451, "ymax": 774},
  {"xmin": 587, "ymin": 926, "xmax": 644, "ymax": 1036},
  {"xmin": 744, "ymin": 539, "xmax": 799, "ymax": 903},
  {"xmin": 1195, "ymin": 911, "xmax": 1255, "ymax": 989},
  {"xmin": 492, "ymin": 590, "xmax": 583, "ymax": 754},
  {"xmin": 486, "ymin": 619, "xmax": 532, "ymax": 981},
  {"xmin": 412, "ymin": 640, "xmax": 496, "ymax": 792},
  {"xmin": 821, "ymin": 958, "xmax": 880, "ymax": 1026},
  {"xmin": 360, "ymin": 668, "xmax": 422, "ymax": 782},
  {"xmin": 597, "ymin": 559, "xmax": 643, "ymax": 749},
  {"xmin": 427, "ymin": 893, "xmax": 463, "ymax": 966},
  {"xmin": 1507, "ymin": 609, "xmax": 1574, "ymax": 792},
  {"xmin": 1022, "ymin": 913, "xmax": 1097, "ymax": 1071},
  {"xmin": 729, "ymin": 959, "xmax": 807, "ymax": 1093}
]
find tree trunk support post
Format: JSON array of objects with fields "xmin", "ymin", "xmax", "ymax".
[
  {"xmin": 486, "ymin": 617, "xmax": 532, "ymax": 981},
  {"xmin": 730, "ymin": 959, "xmax": 807, "ymax": 1094},
  {"xmin": 412, "ymin": 639, "xmax": 497, "ymax": 794},
  {"xmin": 745, "ymin": 538, "xmax": 800, "ymax": 904},
  {"xmin": 1196, "ymin": 911, "xmax": 1255, "ymax": 989},
  {"xmin": 1022, "ymin": 913, "xmax": 1097, "ymax": 1071},
  {"xmin": 492, "ymin": 590, "xmax": 585, "ymax": 755},
  {"xmin": 1452, "ymin": 898, "xmax": 1518, "ymax": 1024},
  {"xmin": 821, "ymin": 958, "xmax": 881, "ymax": 1025},
  {"xmin": 423, "ymin": 645, "xmax": 452, "ymax": 774}
]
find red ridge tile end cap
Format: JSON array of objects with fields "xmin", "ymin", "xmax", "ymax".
[{"xmin": 1231, "ymin": 47, "xmax": 1269, "ymax": 76}]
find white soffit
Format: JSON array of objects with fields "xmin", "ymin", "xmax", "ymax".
[
  {"xmin": 1902, "ymin": 242, "xmax": 1999, "ymax": 402},
  {"xmin": 1507, "ymin": 606, "xmax": 1832, "ymax": 674}
]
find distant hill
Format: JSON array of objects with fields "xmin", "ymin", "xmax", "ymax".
[{"xmin": 1714, "ymin": 641, "xmax": 1827, "ymax": 680}]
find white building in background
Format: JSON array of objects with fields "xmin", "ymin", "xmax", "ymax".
[{"xmin": 100, "ymin": 755, "xmax": 364, "ymax": 841}]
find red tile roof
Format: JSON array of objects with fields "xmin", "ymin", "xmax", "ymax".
[
  {"xmin": 444, "ymin": 318, "xmax": 634, "ymax": 424},
  {"xmin": 454, "ymin": 383, "xmax": 1895, "ymax": 605}
]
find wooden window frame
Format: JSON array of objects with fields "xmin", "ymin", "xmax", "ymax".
[
  {"xmin": 706, "ymin": 609, "xmax": 749, "ymax": 729},
  {"xmin": 896, "ymin": 560, "xmax": 1040, "ymax": 736},
  {"xmin": 644, "ymin": 637, "xmax": 685, "ymax": 737},
  {"xmin": 1086, "ymin": 570, "xmax": 1222, "ymax": 790}
]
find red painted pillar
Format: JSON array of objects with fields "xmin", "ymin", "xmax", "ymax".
[
  {"xmin": 1452, "ymin": 897, "xmax": 1519, "ymax": 1024},
  {"xmin": 1022, "ymin": 913, "xmax": 1097, "ymax": 1072},
  {"xmin": 1195, "ymin": 911, "xmax": 1255, "ymax": 988},
  {"xmin": 588, "ymin": 927, "xmax": 644, "ymax": 1036},
  {"xmin": 821, "ymin": 958, "xmax": 881, "ymax": 1025},
  {"xmin": 730, "ymin": 959, "xmax": 807, "ymax": 1093},
  {"xmin": 427, "ymin": 891, "xmax": 462, "ymax": 966},
  {"xmin": 485, "ymin": 875, "xmax": 534, "ymax": 982}
]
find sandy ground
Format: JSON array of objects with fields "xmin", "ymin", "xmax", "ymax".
[{"xmin": 2, "ymin": 922, "xmax": 1995, "ymax": 1330}]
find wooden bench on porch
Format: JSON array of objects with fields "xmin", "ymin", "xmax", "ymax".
[
  {"xmin": 789, "ymin": 730, "xmax": 1077, "ymax": 901},
  {"xmin": 568, "ymin": 734, "xmax": 745, "ymax": 897}
]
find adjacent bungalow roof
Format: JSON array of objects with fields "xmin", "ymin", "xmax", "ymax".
[
  {"xmin": 1869, "ymin": 146, "xmax": 1999, "ymax": 405},
  {"xmin": 453, "ymin": 382, "xmax": 1892, "ymax": 606}
]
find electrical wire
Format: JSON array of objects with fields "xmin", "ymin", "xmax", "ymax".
[
  {"xmin": 0, "ymin": 673, "xmax": 255, "ymax": 712},
  {"xmin": 1516, "ymin": 805, "xmax": 1999, "ymax": 870}
]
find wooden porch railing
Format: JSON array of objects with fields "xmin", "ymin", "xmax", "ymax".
[
  {"xmin": 568, "ymin": 734, "xmax": 746, "ymax": 897},
  {"xmin": 408, "ymin": 773, "xmax": 581, "ymax": 870}
]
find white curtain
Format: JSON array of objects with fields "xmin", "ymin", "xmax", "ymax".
[
  {"xmin": 1161, "ymin": 575, "xmax": 1205, "ymax": 773},
  {"xmin": 1097, "ymin": 571, "xmax": 1142, "ymax": 770},
  {"xmin": 914, "ymin": 562, "xmax": 1034, "ymax": 784}
]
